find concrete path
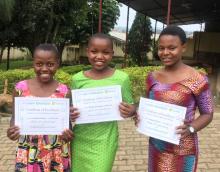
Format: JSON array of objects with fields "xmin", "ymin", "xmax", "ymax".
[{"xmin": 0, "ymin": 111, "xmax": 220, "ymax": 172}]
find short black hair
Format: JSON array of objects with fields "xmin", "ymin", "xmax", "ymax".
[
  {"xmin": 34, "ymin": 43, "xmax": 60, "ymax": 59},
  {"xmin": 88, "ymin": 33, "xmax": 113, "ymax": 49},
  {"xmin": 159, "ymin": 25, "xmax": 187, "ymax": 44}
]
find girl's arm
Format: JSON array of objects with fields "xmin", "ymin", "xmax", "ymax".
[
  {"xmin": 119, "ymin": 72, "xmax": 137, "ymax": 118},
  {"xmin": 60, "ymin": 89, "xmax": 74, "ymax": 142},
  {"xmin": 10, "ymin": 90, "xmax": 17, "ymax": 126},
  {"xmin": 177, "ymin": 80, "xmax": 214, "ymax": 138},
  {"xmin": 68, "ymin": 89, "xmax": 80, "ymax": 122},
  {"xmin": 119, "ymin": 102, "xmax": 136, "ymax": 118},
  {"xmin": 7, "ymin": 90, "xmax": 20, "ymax": 140},
  {"xmin": 188, "ymin": 113, "xmax": 212, "ymax": 132},
  {"xmin": 177, "ymin": 113, "xmax": 213, "ymax": 138}
]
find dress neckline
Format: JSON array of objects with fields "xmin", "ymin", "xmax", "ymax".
[
  {"xmin": 150, "ymin": 72, "xmax": 191, "ymax": 85},
  {"xmin": 81, "ymin": 69, "xmax": 117, "ymax": 80},
  {"xmin": 25, "ymin": 80, "xmax": 61, "ymax": 97}
]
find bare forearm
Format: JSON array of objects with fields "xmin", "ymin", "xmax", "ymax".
[{"xmin": 191, "ymin": 113, "xmax": 213, "ymax": 132}]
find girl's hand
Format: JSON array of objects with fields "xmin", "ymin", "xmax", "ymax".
[
  {"xmin": 7, "ymin": 126, "xmax": 20, "ymax": 141},
  {"xmin": 60, "ymin": 129, "xmax": 74, "ymax": 142},
  {"xmin": 70, "ymin": 106, "xmax": 80, "ymax": 122},
  {"xmin": 119, "ymin": 102, "xmax": 136, "ymax": 118},
  {"xmin": 176, "ymin": 121, "xmax": 191, "ymax": 138}
]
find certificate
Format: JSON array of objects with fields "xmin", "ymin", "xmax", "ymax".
[
  {"xmin": 137, "ymin": 97, "xmax": 186, "ymax": 145},
  {"xmin": 15, "ymin": 97, "xmax": 69, "ymax": 135},
  {"xmin": 71, "ymin": 85, "xmax": 122, "ymax": 124}
]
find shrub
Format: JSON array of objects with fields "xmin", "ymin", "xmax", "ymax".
[
  {"xmin": 122, "ymin": 66, "xmax": 161, "ymax": 103},
  {"xmin": 0, "ymin": 69, "xmax": 71, "ymax": 94},
  {"xmin": 0, "ymin": 59, "xmax": 33, "ymax": 70},
  {"xmin": 55, "ymin": 70, "xmax": 72, "ymax": 86},
  {"xmin": 0, "ymin": 66, "xmax": 206, "ymax": 104},
  {"xmin": 61, "ymin": 65, "xmax": 91, "ymax": 75},
  {"xmin": 0, "ymin": 69, "xmax": 35, "ymax": 94}
]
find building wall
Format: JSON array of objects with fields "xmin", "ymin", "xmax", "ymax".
[
  {"xmin": 62, "ymin": 40, "xmax": 125, "ymax": 63},
  {"xmin": 1, "ymin": 39, "xmax": 124, "ymax": 63},
  {"xmin": 62, "ymin": 45, "xmax": 80, "ymax": 63},
  {"xmin": 2, "ymin": 48, "xmax": 29, "ymax": 60},
  {"xmin": 177, "ymin": 32, "xmax": 220, "ymax": 60},
  {"xmin": 193, "ymin": 32, "xmax": 220, "ymax": 104},
  {"xmin": 183, "ymin": 38, "xmax": 194, "ymax": 59},
  {"xmin": 113, "ymin": 41, "xmax": 124, "ymax": 57},
  {"xmin": 194, "ymin": 32, "xmax": 220, "ymax": 53}
]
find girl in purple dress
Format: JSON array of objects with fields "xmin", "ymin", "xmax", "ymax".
[{"xmin": 146, "ymin": 26, "xmax": 213, "ymax": 171}]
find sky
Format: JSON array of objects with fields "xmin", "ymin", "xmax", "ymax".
[{"xmin": 116, "ymin": 4, "xmax": 205, "ymax": 32}]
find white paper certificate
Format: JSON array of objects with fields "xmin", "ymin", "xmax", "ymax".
[
  {"xmin": 137, "ymin": 97, "xmax": 186, "ymax": 145},
  {"xmin": 15, "ymin": 97, "xmax": 69, "ymax": 135},
  {"xmin": 72, "ymin": 85, "xmax": 122, "ymax": 124}
]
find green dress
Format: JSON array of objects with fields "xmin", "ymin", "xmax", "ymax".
[{"xmin": 71, "ymin": 69, "xmax": 133, "ymax": 172}]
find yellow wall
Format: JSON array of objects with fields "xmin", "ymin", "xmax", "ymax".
[
  {"xmin": 172, "ymin": 32, "xmax": 220, "ymax": 60},
  {"xmin": 2, "ymin": 48, "xmax": 29, "ymax": 60},
  {"xmin": 62, "ymin": 45, "xmax": 80, "ymax": 62},
  {"xmin": 183, "ymin": 38, "xmax": 194, "ymax": 59},
  {"xmin": 62, "ymin": 40, "xmax": 125, "ymax": 63},
  {"xmin": 113, "ymin": 41, "xmax": 124, "ymax": 57},
  {"xmin": 194, "ymin": 32, "xmax": 220, "ymax": 53}
]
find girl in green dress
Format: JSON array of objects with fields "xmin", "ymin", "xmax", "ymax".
[{"xmin": 70, "ymin": 33, "xmax": 136, "ymax": 172}]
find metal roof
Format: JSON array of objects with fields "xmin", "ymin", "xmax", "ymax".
[{"xmin": 117, "ymin": 0, "xmax": 220, "ymax": 25}]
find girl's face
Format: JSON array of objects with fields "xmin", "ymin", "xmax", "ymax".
[
  {"xmin": 87, "ymin": 38, "xmax": 114, "ymax": 71},
  {"xmin": 158, "ymin": 35, "xmax": 186, "ymax": 67},
  {"xmin": 33, "ymin": 50, "xmax": 59, "ymax": 83}
]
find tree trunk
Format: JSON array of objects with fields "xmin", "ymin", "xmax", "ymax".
[
  {"xmin": 52, "ymin": 20, "xmax": 60, "ymax": 43},
  {"xmin": 45, "ymin": 8, "xmax": 54, "ymax": 43},
  {"xmin": 57, "ymin": 43, "xmax": 65, "ymax": 66},
  {"xmin": 0, "ymin": 45, "xmax": 5, "ymax": 63},
  {"xmin": 6, "ymin": 44, "xmax": 10, "ymax": 70},
  {"xmin": 3, "ymin": 79, "xmax": 8, "ymax": 94},
  {"xmin": 27, "ymin": 44, "xmax": 35, "ymax": 58}
]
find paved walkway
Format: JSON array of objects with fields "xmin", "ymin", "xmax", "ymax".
[{"xmin": 0, "ymin": 111, "xmax": 220, "ymax": 172}]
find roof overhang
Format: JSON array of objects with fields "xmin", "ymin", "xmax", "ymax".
[{"xmin": 117, "ymin": 0, "xmax": 220, "ymax": 25}]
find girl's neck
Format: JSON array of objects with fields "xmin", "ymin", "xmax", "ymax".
[
  {"xmin": 164, "ymin": 61, "xmax": 185, "ymax": 72},
  {"xmin": 34, "ymin": 77, "xmax": 56, "ymax": 87},
  {"xmin": 27, "ymin": 78, "xmax": 58, "ymax": 97},
  {"xmin": 86, "ymin": 67, "xmax": 115, "ymax": 80}
]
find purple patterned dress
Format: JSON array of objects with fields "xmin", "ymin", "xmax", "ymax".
[{"xmin": 146, "ymin": 72, "xmax": 213, "ymax": 172}]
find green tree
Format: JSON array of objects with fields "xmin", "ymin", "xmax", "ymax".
[
  {"xmin": 127, "ymin": 13, "xmax": 152, "ymax": 66},
  {"xmin": 12, "ymin": 0, "xmax": 88, "ymax": 54},
  {"xmin": 0, "ymin": 0, "xmax": 15, "ymax": 64},
  {"xmin": 0, "ymin": 0, "xmax": 87, "ymax": 67},
  {"xmin": 87, "ymin": 0, "xmax": 120, "ymax": 34},
  {"xmin": 0, "ymin": 0, "xmax": 120, "ymax": 66},
  {"xmin": 70, "ymin": 0, "xmax": 120, "ymax": 43},
  {"xmin": 0, "ymin": 0, "xmax": 15, "ymax": 22}
]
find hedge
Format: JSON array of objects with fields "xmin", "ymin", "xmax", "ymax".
[
  {"xmin": 122, "ymin": 66, "xmax": 161, "ymax": 102},
  {"xmin": 0, "ymin": 65, "xmax": 206, "ymax": 103},
  {"xmin": 0, "ymin": 69, "xmax": 71, "ymax": 94},
  {"xmin": 61, "ymin": 65, "xmax": 91, "ymax": 75}
]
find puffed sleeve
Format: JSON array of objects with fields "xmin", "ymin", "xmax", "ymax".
[
  {"xmin": 194, "ymin": 75, "xmax": 214, "ymax": 115},
  {"xmin": 146, "ymin": 72, "xmax": 155, "ymax": 98},
  {"xmin": 71, "ymin": 74, "xmax": 78, "ymax": 89},
  {"xmin": 121, "ymin": 74, "xmax": 134, "ymax": 104},
  {"xmin": 15, "ymin": 80, "xmax": 28, "ymax": 96}
]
